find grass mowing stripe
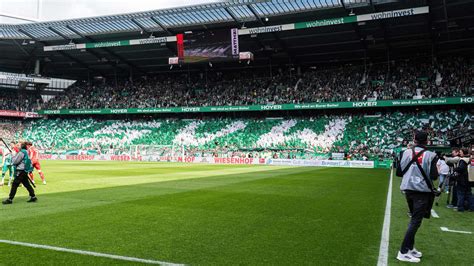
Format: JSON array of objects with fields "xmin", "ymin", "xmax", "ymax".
[
  {"xmin": 0, "ymin": 167, "xmax": 318, "ymax": 224},
  {"xmin": 30, "ymin": 164, "xmax": 300, "ymax": 196},
  {"xmin": 0, "ymin": 239, "xmax": 184, "ymax": 266},
  {"xmin": 377, "ymin": 168, "xmax": 393, "ymax": 266}
]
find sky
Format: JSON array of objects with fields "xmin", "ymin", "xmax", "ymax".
[{"xmin": 0, "ymin": 0, "xmax": 222, "ymax": 24}]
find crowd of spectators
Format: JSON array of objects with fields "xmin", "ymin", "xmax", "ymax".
[
  {"xmin": 12, "ymin": 107, "xmax": 468, "ymax": 160},
  {"xmin": 0, "ymin": 120, "xmax": 23, "ymax": 141},
  {"xmin": 40, "ymin": 57, "xmax": 472, "ymax": 110},
  {"xmin": 0, "ymin": 89, "xmax": 42, "ymax": 112},
  {"xmin": 0, "ymin": 57, "xmax": 471, "ymax": 112}
]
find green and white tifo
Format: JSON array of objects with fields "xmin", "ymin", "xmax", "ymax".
[{"xmin": 0, "ymin": 161, "xmax": 472, "ymax": 265}]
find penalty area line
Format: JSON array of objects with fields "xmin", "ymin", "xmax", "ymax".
[
  {"xmin": 377, "ymin": 168, "xmax": 394, "ymax": 266},
  {"xmin": 0, "ymin": 239, "xmax": 185, "ymax": 265}
]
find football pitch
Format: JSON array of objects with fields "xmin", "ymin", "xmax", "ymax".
[{"xmin": 0, "ymin": 161, "xmax": 472, "ymax": 265}]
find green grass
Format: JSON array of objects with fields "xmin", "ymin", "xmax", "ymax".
[
  {"xmin": 2, "ymin": 162, "xmax": 472, "ymax": 265},
  {"xmin": 0, "ymin": 161, "xmax": 389, "ymax": 265}
]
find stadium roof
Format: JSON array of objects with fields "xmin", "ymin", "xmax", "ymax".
[
  {"xmin": 0, "ymin": 0, "xmax": 360, "ymax": 40},
  {"xmin": 0, "ymin": 0, "xmax": 473, "ymax": 79}
]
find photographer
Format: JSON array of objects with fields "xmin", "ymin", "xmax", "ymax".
[
  {"xmin": 446, "ymin": 148, "xmax": 461, "ymax": 208},
  {"xmin": 453, "ymin": 148, "xmax": 473, "ymax": 212},
  {"xmin": 2, "ymin": 142, "xmax": 37, "ymax": 205},
  {"xmin": 396, "ymin": 131, "xmax": 438, "ymax": 263}
]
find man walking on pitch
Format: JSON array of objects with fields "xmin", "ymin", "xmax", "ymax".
[
  {"xmin": 26, "ymin": 141, "xmax": 46, "ymax": 185},
  {"xmin": 396, "ymin": 131, "xmax": 438, "ymax": 263},
  {"xmin": 2, "ymin": 142, "xmax": 37, "ymax": 204}
]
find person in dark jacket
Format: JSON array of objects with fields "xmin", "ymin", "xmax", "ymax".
[
  {"xmin": 2, "ymin": 142, "xmax": 37, "ymax": 204},
  {"xmin": 454, "ymin": 148, "xmax": 473, "ymax": 212},
  {"xmin": 396, "ymin": 131, "xmax": 438, "ymax": 263}
]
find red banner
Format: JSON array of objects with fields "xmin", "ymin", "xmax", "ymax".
[
  {"xmin": 0, "ymin": 110, "xmax": 40, "ymax": 118},
  {"xmin": 176, "ymin": 33, "xmax": 184, "ymax": 60}
]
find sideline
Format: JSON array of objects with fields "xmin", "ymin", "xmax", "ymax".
[{"xmin": 376, "ymin": 169, "xmax": 394, "ymax": 266}]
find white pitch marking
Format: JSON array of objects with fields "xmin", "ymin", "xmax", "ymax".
[
  {"xmin": 440, "ymin": 227, "xmax": 472, "ymax": 234},
  {"xmin": 430, "ymin": 209, "xmax": 440, "ymax": 218},
  {"xmin": 0, "ymin": 239, "xmax": 184, "ymax": 265},
  {"xmin": 377, "ymin": 169, "xmax": 394, "ymax": 266}
]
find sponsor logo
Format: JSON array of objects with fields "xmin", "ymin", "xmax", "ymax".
[
  {"xmin": 260, "ymin": 105, "xmax": 282, "ymax": 110},
  {"xmin": 25, "ymin": 112, "xmax": 41, "ymax": 118},
  {"xmin": 110, "ymin": 109, "xmax": 128, "ymax": 114},
  {"xmin": 349, "ymin": 161, "xmax": 374, "ymax": 168},
  {"xmin": 6, "ymin": 76, "xmax": 35, "ymax": 82},
  {"xmin": 352, "ymin": 101, "xmax": 377, "ymax": 107},
  {"xmin": 231, "ymin": 28, "xmax": 239, "ymax": 55},
  {"xmin": 369, "ymin": 8, "xmax": 416, "ymax": 20},
  {"xmin": 461, "ymin": 97, "xmax": 473, "ymax": 103},
  {"xmin": 304, "ymin": 18, "xmax": 345, "ymax": 28},
  {"xmin": 0, "ymin": 74, "xmax": 51, "ymax": 84},
  {"xmin": 136, "ymin": 37, "xmax": 168, "ymax": 45},
  {"xmin": 0, "ymin": 110, "xmax": 27, "ymax": 117},
  {"xmin": 321, "ymin": 160, "xmax": 350, "ymax": 167},
  {"xmin": 44, "ymin": 44, "xmax": 78, "ymax": 51},
  {"xmin": 214, "ymin": 157, "xmax": 254, "ymax": 164},
  {"xmin": 248, "ymin": 25, "xmax": 283, "ymax": 35},
  {"xmin": 181, "ymin": 107, "xmax": 200, "ymax": 112},
  {"xmin": 89, "ymin": 41, "xmax": 122, "ymax": 48},
  {"xmin": 66, "ymin": 155, "xmax": 95, "ymax": 161}
]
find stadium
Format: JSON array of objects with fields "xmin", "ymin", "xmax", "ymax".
[{"xmin": 0, "ymin": 0, "xmax": 473, "ymax": 264}]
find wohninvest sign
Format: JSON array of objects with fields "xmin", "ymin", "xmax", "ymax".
[
  {"xmin": 44, "ymin": 36, "xmax": 176, "ymax": 52},
  {"xmin": 239, "ymin": 6, "xmax": 429, "ymax": 35}
]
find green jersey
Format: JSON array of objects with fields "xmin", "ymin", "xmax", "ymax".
[{"xmin": 2, "ymin": 149, "xmax": 12, "ymax": 166}]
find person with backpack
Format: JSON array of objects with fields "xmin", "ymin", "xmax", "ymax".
[
  {"xmin": 2, "ymin": 142, "xmax": 37, "ymax": 205},
  {"xmin": 396, "ymin": 131, "xmax": 439, "ymax": 263}
]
